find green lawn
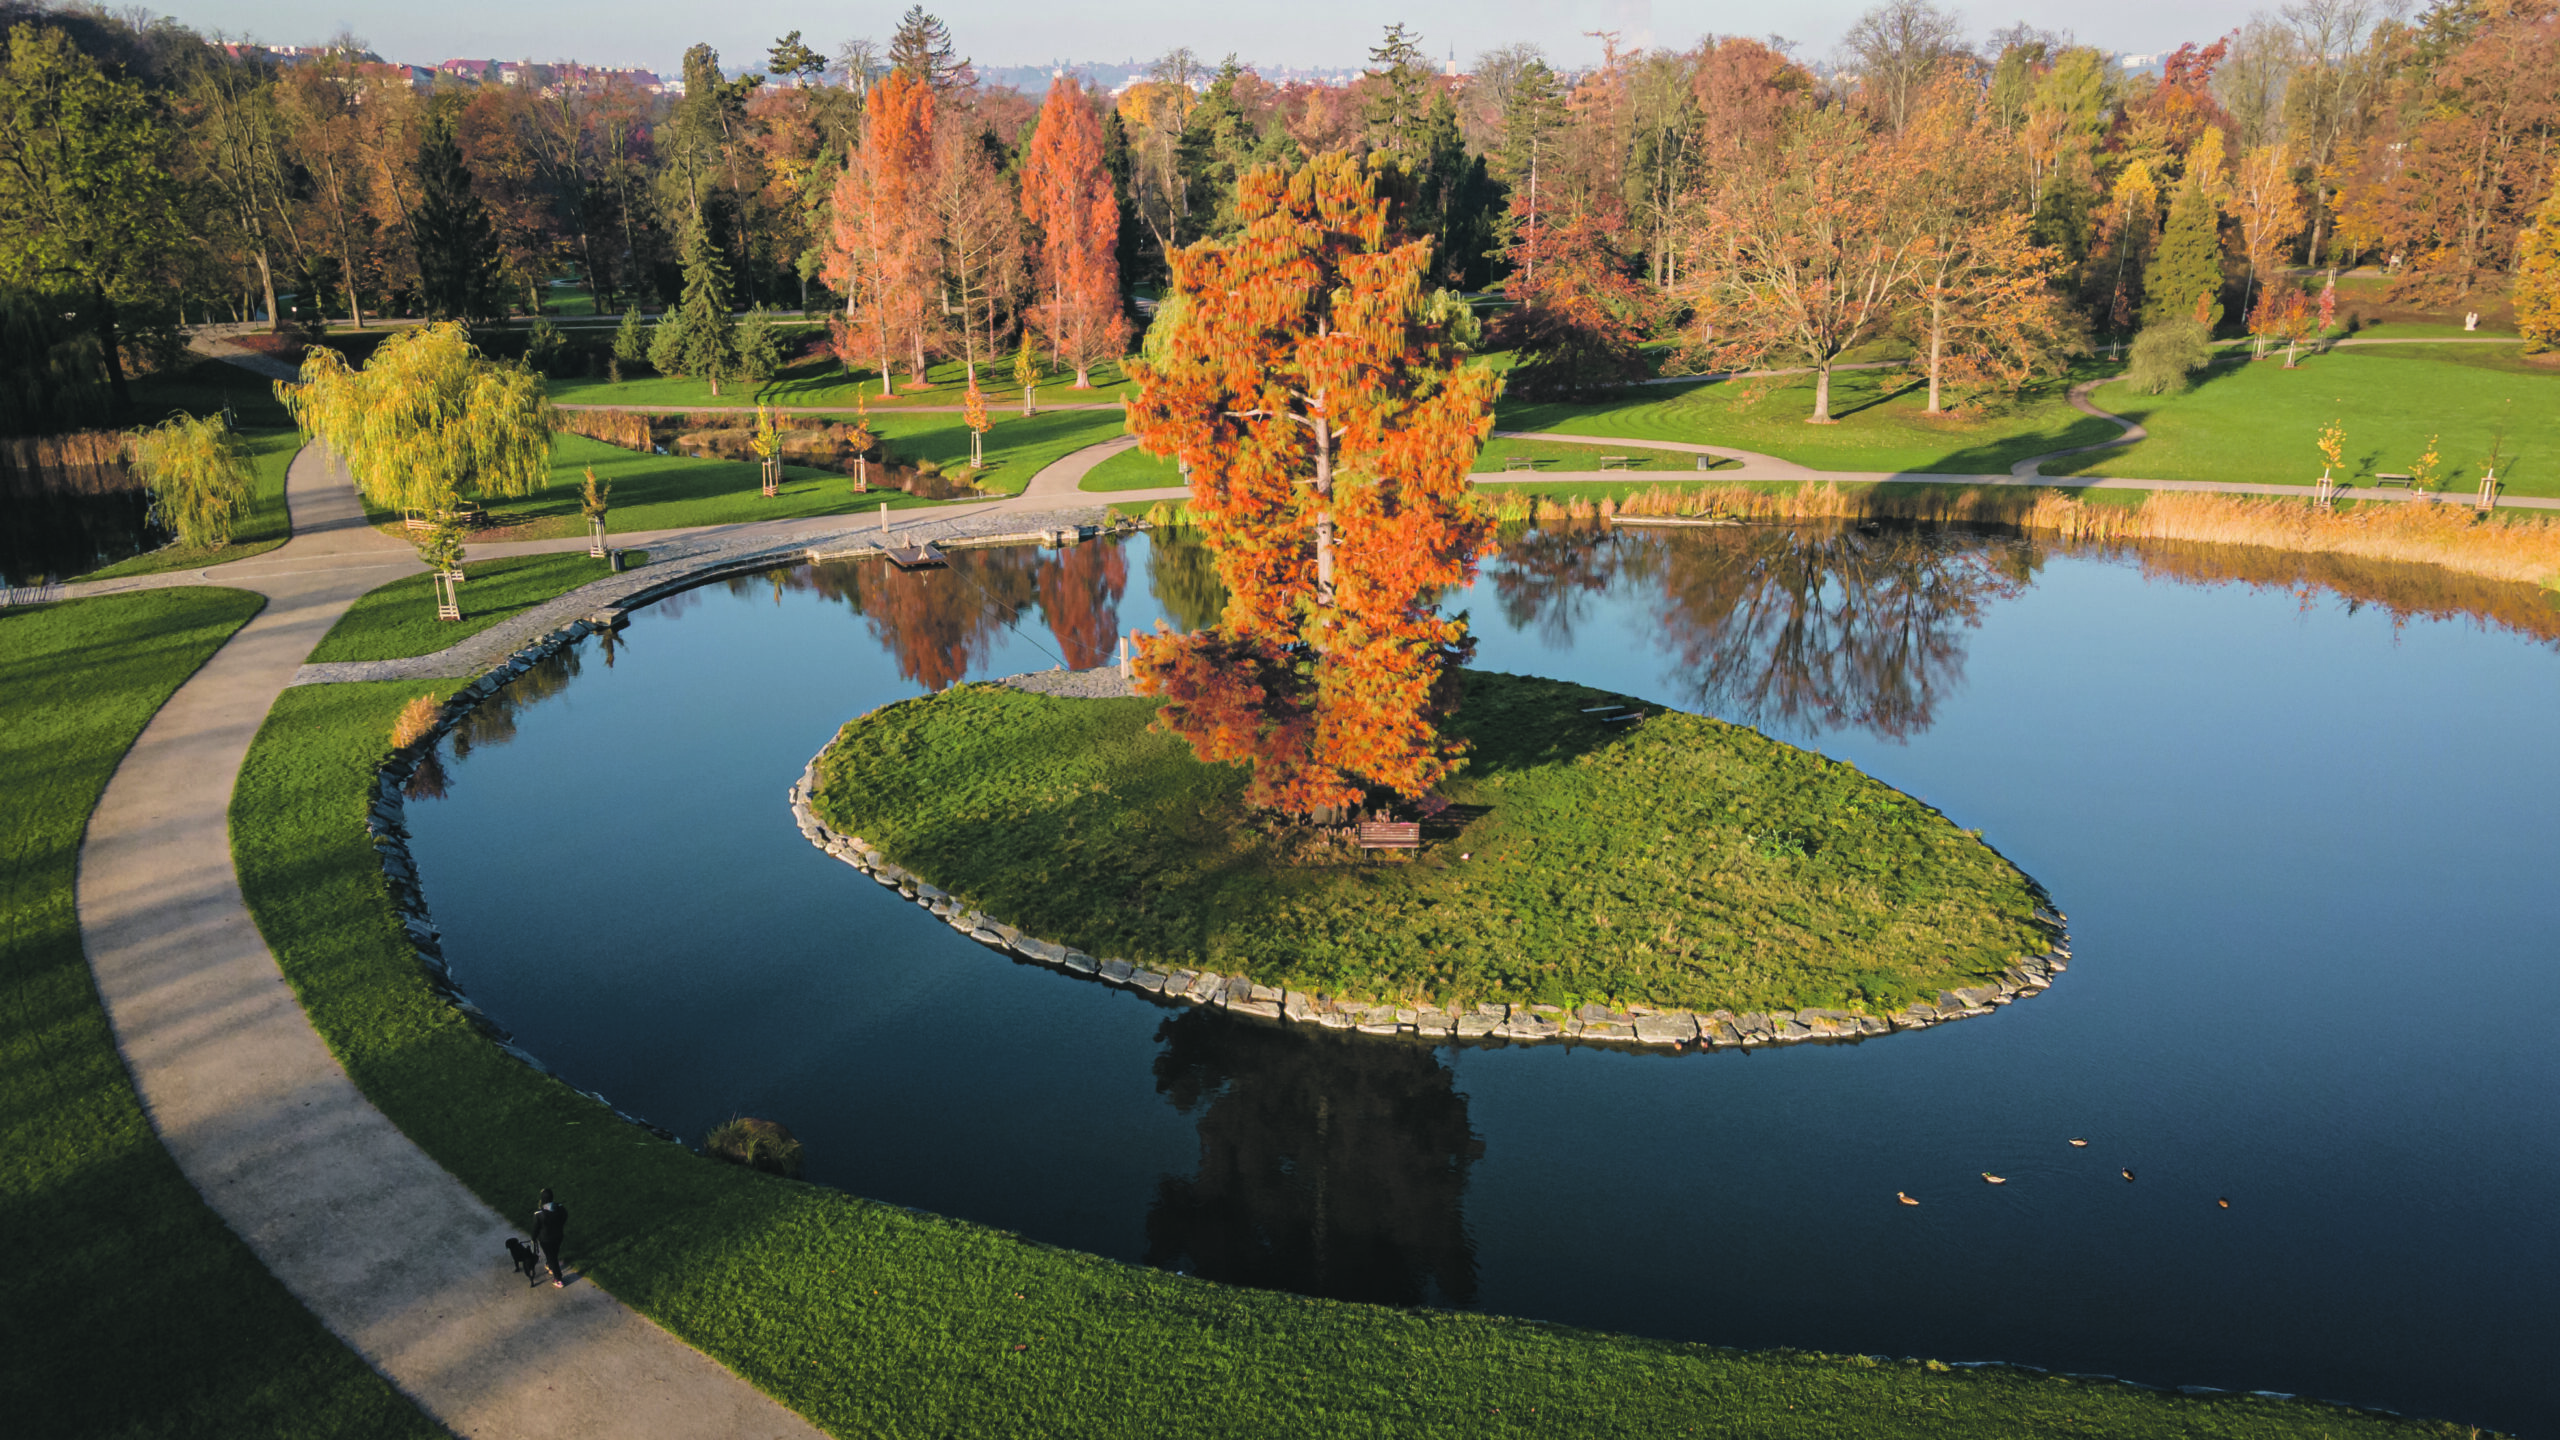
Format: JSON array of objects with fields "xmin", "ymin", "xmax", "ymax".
[
  {"xmin": 119, "ymin": 355, "xmax": 297, "ymax": 429},
  {"xmin": 1082, "ymin": 445, "xmax": 1182, "ymax": 491},
  {"xmin": 1475, "ymin": 436, "xmax": 1730, "ymax": 473},
  {"xmin": 77, "ymin": 429, "xmax": 300, "ymax": 581},
  {"xmin": 0, "ymin": 591, "xmax": 441, "ymax": 1440},
  {"xmin": 817, "ymin": 674, "xmax": 2050, "ymax": 1017},
  {"xmin": 548, "ymin": 352, "xmax": 1138, "ymax": 412},
  {"xmin": 308, "ymin": 551, "xmax": 632, "ymax": 664},
  {"xmin": 1500, "ymin": 366, "xmax": 2122, "ymax": 475},
  {"xmin": 2060, "ymin": 345, "xmax": 2560, "ymax": 497},
  {"xmin": 228, "ymin": 675, "xmax": 2469, "ymax": 1439}
]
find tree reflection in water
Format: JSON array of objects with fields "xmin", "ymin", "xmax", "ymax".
[
  {"xmin": 788, "ymin": 544, "xmax": 1132, "ymax": 687},
  {"xmin": 1144, "ymin": 1008, "xmax": 1481, "ymax": 1307},
  {"xmin": 1490, "ymin": 521, "xmax": 2037, "ymax": 740}
]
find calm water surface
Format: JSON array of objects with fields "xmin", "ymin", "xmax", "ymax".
[{"xmin": 402, "ymin": 527, "xmax": 2560, "ymax": 1434}]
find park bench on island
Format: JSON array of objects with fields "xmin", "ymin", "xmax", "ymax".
[{"xmin": 1356, "ymin": 819, "xmax": 1421, "ymax": 851}]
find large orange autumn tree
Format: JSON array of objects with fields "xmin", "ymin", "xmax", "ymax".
[
  {"xmin": 821, "ymin": 69, "xmax": 939, "ymax": 394},
  {"xmin": 1127, "ymin": 154, "xmax": 1497, "ymax": 819},
  {"xmin": 1019, "ymin": 78, "xmax": 1127, "ymax": 388}
]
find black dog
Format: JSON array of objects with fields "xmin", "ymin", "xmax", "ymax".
[{"xmin": 505, "ymin": 1236, "xmax": 543, "ymax": 1285}]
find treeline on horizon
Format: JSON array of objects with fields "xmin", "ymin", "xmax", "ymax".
[{"xmin": 2, "ymin": 0, "xmax": 2556, "ymax": 436}]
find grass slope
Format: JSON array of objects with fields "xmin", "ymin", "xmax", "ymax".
[
  {"xmin": 2061, "ymin": 346, "xmax": 2560, "ymax": 497},
  {"xmin": 227, "ymin": 675, "xmax": 2470, "ymax": 1439},
  {"xmin": 1501, "ymin": 367, "xmax": 2121, "ymax": 475},
  {"xmin": 0, "ymin": 591, "xmax": 439, "ymax": 1440},
  {"xmin": 308, "ymin": 551, "xmax": 632, "ymax": 663},
  {"xmin": 815, "ymin": 674, "xmax": 2049, "ymax": 1017},
  {"xmin": 78, "ymin": 429, "xmax": 300, "ymax": 580}
]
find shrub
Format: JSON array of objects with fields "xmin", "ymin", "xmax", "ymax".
[
  {"xmin": 2124, "ymin": 318, "xmax": 2213, "ymax": 395},
  {"xmin": 703, "ymin": 1117, "xmax": 803, "ymax": 1177},
  {"xmin": 735, "ymin": 308, "xmax": 785, "ymax": 383},
  {"xmin": 522, "ymin": 318, "xmax": 567, "ymax": 378}
]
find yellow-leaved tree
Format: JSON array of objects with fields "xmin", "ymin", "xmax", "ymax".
[
  {"xmin": 278, "ymin": 323, "xmax": 554, "ymax": 617},
  {"xmin": 128, "ymin": 412, "xmax": 253, "ymax": 549},
  {"xmin": 2515, "ymin": 180, "xmax": 2560, "ymax": 354}
]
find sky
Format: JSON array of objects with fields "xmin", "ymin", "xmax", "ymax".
[{"xmin": 153, "ymin": 0, "xmax": 2249, "ymax": 76}]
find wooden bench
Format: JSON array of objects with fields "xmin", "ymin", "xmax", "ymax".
[
  {"xmin": 2372, "ymin": 473, "xmax": 2414, "ymax": 489},
  {"xmin": 1503, "ymin": 454, "xmax": 1536, "ymax": 471},
  {"xmin": 1355, "ymin": 820, "xmax": 1421, "ymax": 851},
  {"xmin": 1597, "ymin": 455, "xmax": 1632, "ymax": 471}
]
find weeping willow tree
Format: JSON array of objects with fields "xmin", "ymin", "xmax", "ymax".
[
  {"xmin": 128, "ymin": 412, "xmax": 253, "ymax": 548},
  {"xmin": 278, "ymin": 323, "xmax": 553, "ymax": 617}
]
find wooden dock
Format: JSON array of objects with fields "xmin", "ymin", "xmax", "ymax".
[{"xmin": 885, "ymin": 542, "xmax": 948, "ymax": 570}]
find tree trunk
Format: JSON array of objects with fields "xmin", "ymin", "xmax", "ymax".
[
  {"xmin": 1926, "ymin": 296, "xmax": 1945, "ymax": 414},
  {"xmin": 255, "ymin": 244, "xmax": 281, "ymax": 334},
  {"xmin": 1312, "ymin": 396, "xmax": 1335, "ymax": 608},
  {"xmin": 1809, "ymin": 364, "xmax": 1833, "ymax": 424},
  {"xmin": 95, "ymin": 284, "xmax": 130, "ymax": 409},
  {"xmin": 1074, "ymin": 363, "xmax": 1090, "ymax": 388},
  {"xmin": 342, "ymin": 234, "xmax": 365, "ymax": 329}
]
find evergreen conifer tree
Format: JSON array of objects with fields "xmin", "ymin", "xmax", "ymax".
[
  {"xmin": 652, "ymin": 212, "xmax": 740, "ymax": 394},
  {"xmin": 2143, "ymin": 180, "xmax": 2226, "ymax": 330},
  {"xmin": 611, "ymin": 306, "xmax": 649, "ymax": 368},
  {"xmin": 412, "ymin": 116, "xmax": 504, "ymax": 321}
]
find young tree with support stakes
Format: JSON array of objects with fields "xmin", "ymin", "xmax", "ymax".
[
  {"xmin": 1127, "ymin": 155, "xmax": 1498, "ymax": 819},
  {"xmin": 1013, "ymin": 330, "xmax": 1041, "ymax": 415},
  {"xmin": 278, "ymin": 323, "xmax": 554, "ymax": 619},
  {"xmin": 962, "ymin": 382, "xmax": 989, "ymax": 470},
  {"xmin": 581, "ymin": 467, "xmax": 611, "ymax": 556}
]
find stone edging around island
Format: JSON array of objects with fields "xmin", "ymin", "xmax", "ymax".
[{"xmin": 788, "ymin": 692, "xmax": 2074, "ymax": 1052}]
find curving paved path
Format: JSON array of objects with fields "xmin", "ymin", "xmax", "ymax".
[
  {"xmin": 75, "ymin": 446, "xmax": 827, "ymax": 1440},
  {"xmin": 2010, "ymin": 379, "xmax": 2145, "ymax": 478}
]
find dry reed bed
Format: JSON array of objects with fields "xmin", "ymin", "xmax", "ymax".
[
  {"xmin": 1605, "ymin": 482, "xmax": 2560, "ymax": 591},
  {"xmin": 0, "ymin": 431, "xmax": 136, "ymax": 497}
]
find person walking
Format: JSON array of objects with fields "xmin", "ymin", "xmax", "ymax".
[{"xmin": 530, "ymin": 1188, "xmax": 569, "ymax": 1289}]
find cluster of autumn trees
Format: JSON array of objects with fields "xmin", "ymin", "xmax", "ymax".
[{"xmin": 8, "ymin": 0, "xmax": 2557, "ymax": 434}]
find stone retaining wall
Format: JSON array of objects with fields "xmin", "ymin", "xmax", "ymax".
[{"xmin": 793, "ymin": 696, "xmax": 2073, "ymax": 1052}]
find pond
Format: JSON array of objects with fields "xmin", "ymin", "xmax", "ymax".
[
  {"xmin": 399, "ymin": 524, "xmax": 2560, "ymax": 1435},
  {"xmin": 1, "ymin": 492, "xmax": 162, "ymax": 585}
]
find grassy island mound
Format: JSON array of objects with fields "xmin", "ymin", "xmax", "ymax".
[{"xmin": 814, "ymin": 671, "xmax": 2049, "ymax": 1018}]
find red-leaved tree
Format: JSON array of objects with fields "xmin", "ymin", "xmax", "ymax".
[
  {"xmin": 821, "ymin": 70, "xmax": 940, "ymax": 394},
  {"xmin": 1020, "ymin": 78, "xmax": 1129, "ymax": 387},
  {"xmin": 1127, "ymin": 155, "xmax": 1498, "ymax": 817}
]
